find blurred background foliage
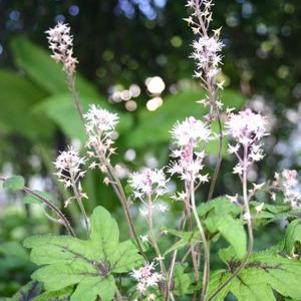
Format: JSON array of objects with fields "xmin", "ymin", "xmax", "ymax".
[{"xmin": 0, "ymin": 0, "xmax": 300, "ymax": 298}]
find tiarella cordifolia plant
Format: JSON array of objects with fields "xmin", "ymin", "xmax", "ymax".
[{"xmin": 3, "ymin": 1, "xmax": 301, "ymax": 301}]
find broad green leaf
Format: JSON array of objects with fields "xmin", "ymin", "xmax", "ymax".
[
  {"xmin": 127, "ymin": 89, "xmax": 244, "ymax": 150},
  {"xmin": 71, "ymin": 276, "xmax": 116, "ymax": 301},
  {"xmin": 198, "ymin": 196, "xmax": 241, "ymax": 218},
  {"xmin": 207, "ymin": 249, "xmax": 301, "ymax": 301},
  {"xmin": 3, "ymin": 176, "xmax": 25, "ymax": 191},
  {"xmin": 32, "ymin": 286, "xmax": 73, "ymax": 301},
  {"xmin": 215, "ymin": 215, "xmax": 246, "ymax": 259},
  {"xmin": 218, "ymin": 246, "xmax": 236, "ymax": 263},
  {"xmin": 10, "ymin": 281, "xmax": 43, "ymax": 301},
  {"xmin": 199, "ymin": 197, "xmax": 246, "ymax": 259},
  {"xmin": 0, "ymin": 70, "xmax": 52, "ymax": 139},
  {"xmin": 34, "ymin": 94, "xmax": 133, "ymax": 141},
  {"xmin": 284, "ymin": 220, "xmax": 301, "ymax": 257},
  {"xmin": 11, "ymin": 37, "xmax": 99, "ymax": 98},
  {"xmin": 24, "ymin": 206, "xmax": 143, "ymax": 301}
]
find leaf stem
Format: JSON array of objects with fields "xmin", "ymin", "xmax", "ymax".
[
  {"xmin": 70, "ymin": 172, "xmax": 90, "ymax": 236},
  {"xmin": 67, "ymin": 75, "xmax": 85, "ymax": 123},
  {"xmin": 206, "ymin": 145, "xmax": 254, "ymax": 301},
  {"xmin": 146, "ymin": 194, "xmax": 166, "ymax": 274},
  {"xmin": 23, "ymin": 187, "xmax": 76, "ymax": 237},
  {"xmin": 207, "ymin": 112, "xmax": 224, "ymax": 201},
  {"xmin": 190, "ymin": 179, "xmax": 210, "ymax": 301}
]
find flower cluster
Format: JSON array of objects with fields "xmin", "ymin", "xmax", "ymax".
[
  {"xmin": 84, "ymin": 105, "xmax": 119, "ymax": 169},
  {"xmin": 273, "ymin": 170, "xmax": 301, "ymax": 208},
  {"xmin": 128, "ymin": 168, "xmax": 167, "ymax": 200},
  {"xmin": 186, "ymin": 0, "xmax": 224, "ymax": 109},
  {"xmin": 130, "ymin": 262, "xmax": 164, "ymax": 294},
  {"xmin": 226, "ymin": 109, "xmax": 268, "ymax": 176},
  {"xmin": 169, "ymin": 117, "xmax": 211, "ymax": 184},
  {"xmin": 46, "ymin": 22, "xmax": 78, "ymax": 76},
  {"xmin": 54, "ymin": 147, "xmax": 86, "ymax": 188},
  {"xmin": 191, "ymin": 36, "xmax": 224, "ymax": 81}
]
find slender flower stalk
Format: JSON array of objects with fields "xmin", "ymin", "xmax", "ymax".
[
  {"xmin": 128, "ymin": 168, "xmax": 168, "ymax": 272},
  {"xmin": 207, "ymin": 109, "xmax": 268, "ymax": 301},
  {"xmin": 168, "ymin": 117, "xmax": 212, "ymax": 301},
  {"xmin": 190, "ymin": 177, "xmax": 210, "ymax": 301},
  {"xmin": 0, "ymin": 177, "xmax": 75, "ymax": 236},
  {"xmin": 185, "ymin": 0, "xmax": 225, "ymax": 200}
]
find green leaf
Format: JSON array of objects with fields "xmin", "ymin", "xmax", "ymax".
[
  {"xmin": 207, "ymin": 249, "xmax": 301, "ymax": 301},
  {"xmin": 24, "ymin": 206, "xmax": 143, "ymax": 301},
  {"xmin": 34, "ymin": 94, "xmax": 133, "ymax": 141},
  {"xmin": 284, "ymin": 220, "xmax": 301, "ymax": 257},
  {"xmin": 215, "ymin": 215, "xmax": 247, "ymax": 259},
  {"xmin": 71, "ymin": 276, "xmax": 116, "ymax": 301},
  {"xmin": 198, "ymin": 196, "xmax": 241, "ymax": 218},
  {"xmin": 32, "ymin": 286, "xmax": 73, "ymax": 301},
  {"xmin": 11, "ymin": 37, "xmax": 99, "ymax": 98},
  {"xmin": 10, "ymin": 281, "xmax": 43, "ymax": 301},
  {"xmin": 198, "ymin": 197, "xmax": 246, "ymax": 259},
  {"xmin": 162, "ymin": 228, "xmax": 200, "ymax": 255},
  {"xmin": 127, "ymin": 89, "xmax": 244, "ymax": 151},
  {"xmin": 0, "ymin": 241, "xmax": 29, "ymax": 261},
  {"xmin": 0, "ymin": 70, "xmax": 52, "ymax": 139},
  {"xmin": 3, "ymin": 176, "xmax": 25, "ymax": 191}
]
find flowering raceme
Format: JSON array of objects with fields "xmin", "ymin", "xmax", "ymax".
[
  {"xmin": 45, "ymin": 22, "xmax": 78, "ymax": 76},
  {"xmin": 226, "ymin": 109, "xmax": 268, "ymax": 175},
  {"xmin": 273, "ymin": 169, "xmax": 301, "ymax": 208},
  {"xmin": 169, "ymin": 116, "xmax": 211, "ymax": 184},
  {"xmin": 130, "ymin": 262, "xmax": 164, "ymax": 294},
  {"xmin": 186, "ymin": 0, "xmax": 224, "ymax": 110},
  {"xmin": 84, "ymin": 105, "xmax": 119, "ymax": 168},
  {"xmin": 128, "ymin": 168, "xmax": 167, "ymax": 201},
  {"xmin": 54, "ymin": 146, "xmax": 86, "ymax": 189}
]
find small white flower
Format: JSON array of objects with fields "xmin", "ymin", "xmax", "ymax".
[
  {"xmin": 157, "ymin": 203, "xmax": 169, "ymax": 213},
  {"xmin": 148, "ymin": 294, "xmax": 156, "ymax": 301},
  {"xmin": 140, "ymin": 235, "xmax": 149, "ymax": 243},
  {"xmin": 243, "ymin": 212, "xmax": 252, "ymax": 221},
  {"xmin": 255, "ymin": 203, "xmax": 264, "ymax": 213},
  {"xmin": 227, "ymin": 194, "xmax": 239, "ymax": 204}
]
